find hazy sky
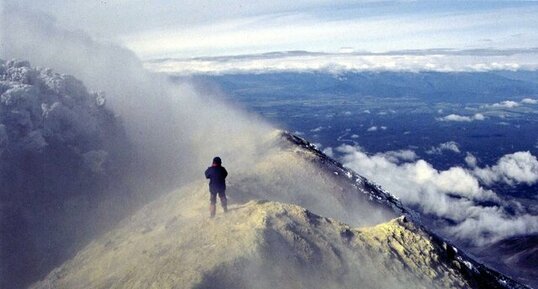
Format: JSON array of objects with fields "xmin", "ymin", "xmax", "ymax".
[{"xmin": 6, "ymin": 0, "xmax": 538, "ymax": 59}]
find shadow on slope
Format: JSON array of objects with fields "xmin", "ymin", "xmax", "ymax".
[{"xmin": 476, "ymin": 234, "xmax": 538, "ymax": 289}]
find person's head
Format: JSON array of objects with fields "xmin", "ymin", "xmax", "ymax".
[{"xmin": 212, "ymin": 156, "xmax": 222, "ymax": 166}]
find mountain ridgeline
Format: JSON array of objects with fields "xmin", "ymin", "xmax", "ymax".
[{"xmin": 30, "ymin": 130, "xmax": 529, "ymax": 289}]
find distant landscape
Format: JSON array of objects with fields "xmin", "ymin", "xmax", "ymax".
[{"xmin": 183, "ymin": 71, "xmax": 538, "ymax": 166}]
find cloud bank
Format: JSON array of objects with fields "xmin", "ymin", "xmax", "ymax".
[
  {"xmin": 144, "ymin": 49, "xmax": 538, "ymax": 75},
  {"xmin": 330, "ymin": 145, "xmax": 538, "ymax": 246}
]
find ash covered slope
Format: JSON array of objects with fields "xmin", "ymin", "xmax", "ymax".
[
  {"xmin": 30, "ymin": 184, "xmax": 515, "ymax": 289},
  {"xmin": 30, "ymin": 133, "xmax": 528, "ymax": 289}
]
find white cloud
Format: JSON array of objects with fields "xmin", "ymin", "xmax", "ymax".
[
  {"xmin": 441, "ymin": 141, "xmax": 461, "ymax": 153},
  {"xmin": 310, "ymin": 126, "xmax": 323, "ymax": 132},
  {"xmin": 473, "ymin": 151, "xmax": 538, "ymax": 186},
  {"xmin": 322, "ymin": 147, "xmax": 334, "ymax": 158},
  {"xmin": 446, "ymin": 207, "xmax": 538, "ymax": 246},
  {"xmin": 465, "ymin": 152, "xmax": 478, "ymax": 168},
  {"xmin": 336, "ymin": 145, "xmax": 538, "ymax": 245},
  {"xmin": 338, "ymin": 145, "xmax": 496, "ymax": 204},
  {"xmin": 366, "ymin": 125, "xmax": 387, "ymax": 132},
  {"xmin": 438, "ymin": 114, "xmax": 471, "ymax": 122},
  {"xmin": 521, "ymin": 98, "xmax": 538, "ymax": 104},
  {"xmin": 437, "ymin": 113, "xmax": 485, "ymax": 122},
  {"xmin": 473, "ymin": 113, "xmax": 485, "ymax": 120},
  {"xmin": 378, "ymin": 149, "xmax": 418, "ymax": 163},
  {"xmin": 490, "ymin": 100, "xmax": 520, "ymax": 108},
  {"xmin": 427, "ymin": 141, "xmax": 461, "ymax": 155},
  {"xmin": 482, "ymin": 98, "xmax": 537, "ymax": 110}
]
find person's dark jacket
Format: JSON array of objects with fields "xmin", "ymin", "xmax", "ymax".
[{"xmin": 205, "ymin": 165, "xmax": 228, "ymax": 193}]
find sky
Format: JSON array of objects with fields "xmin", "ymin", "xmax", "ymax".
[{"xmin": 5, "ymin": 0, "xmax": 538, "ymax": 60}]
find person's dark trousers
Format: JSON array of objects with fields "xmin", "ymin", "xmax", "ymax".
[{"xmin": 210, "ymin": 191, "xmax": 227, "ymax": 217}]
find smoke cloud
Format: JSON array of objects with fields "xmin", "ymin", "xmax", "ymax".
[
  {"xmin": 0, "ymin": 4, "xmax": 277, "ymax": 288},
  {"xmin": 1, "ymin": 4, "xmax": 278, "ymax": 183},
  {"xmin": 0, "ymin": 4, "xmax": 401, "ymax": 288}
]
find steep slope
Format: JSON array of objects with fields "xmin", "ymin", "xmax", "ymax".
[
  {"xmin": 30, "ymin": 182, "xmax": 526, "ymax": 289},
  {"xmin": 281, "ymin": 132, "xmax": 536, "ymax": 288}
]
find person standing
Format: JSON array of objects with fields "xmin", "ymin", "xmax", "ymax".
[{"xmin": 204, "ymin": 157, "xmax": 228, "ymax": 218}]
